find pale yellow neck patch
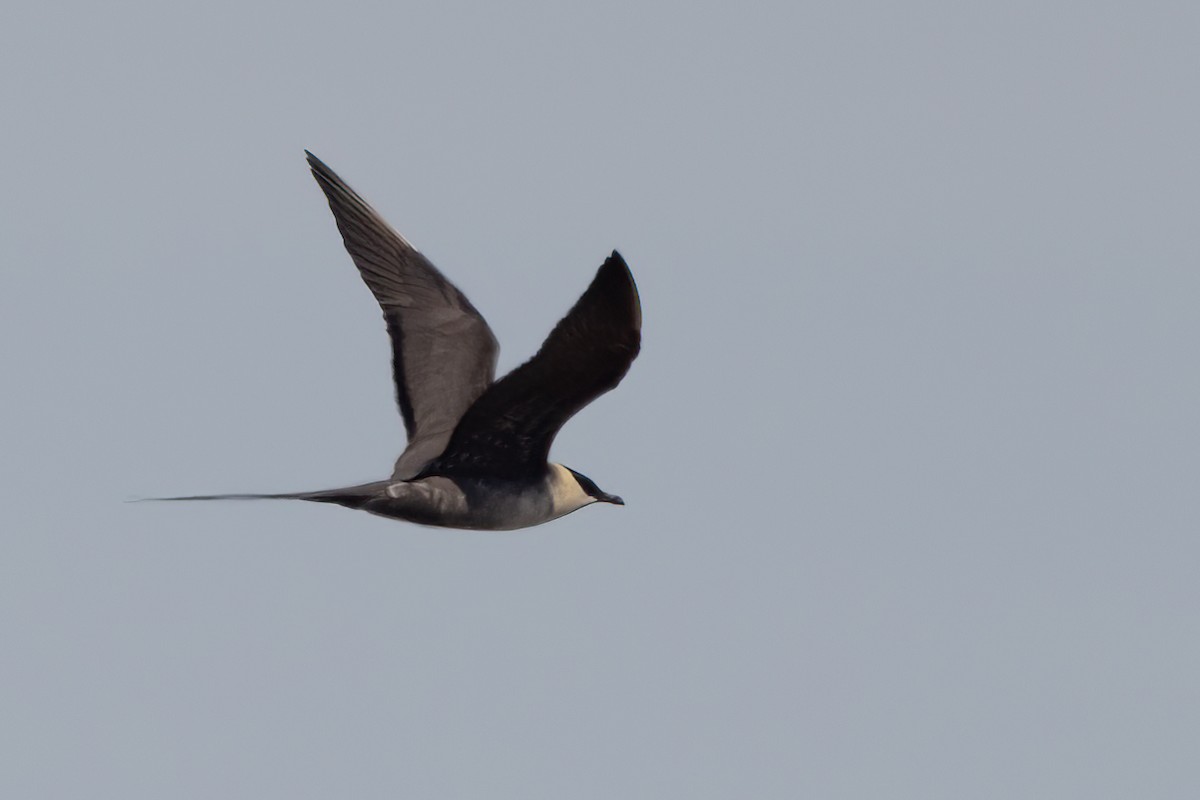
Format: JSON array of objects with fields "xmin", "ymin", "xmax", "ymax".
[{"xmin": 548, "ymin": 463, "xmax": 595, "ymax": 516}]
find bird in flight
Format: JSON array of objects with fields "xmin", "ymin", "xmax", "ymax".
[{"xmin": 155, "ymin": 152, "xmax": 641, "ymax": 529}]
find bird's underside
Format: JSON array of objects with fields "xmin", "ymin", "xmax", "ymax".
[
  {"xmin": 147, "ymin": 152, "xmax": 641, "ymax": 530},
  {"xmin": 157, "ymin": 465, "xmax": 613, "ymax": 531}
]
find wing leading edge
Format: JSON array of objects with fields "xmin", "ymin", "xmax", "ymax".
[{"xmin": 306, "ymin": 152, "xmax": 500, "ymax": 478}]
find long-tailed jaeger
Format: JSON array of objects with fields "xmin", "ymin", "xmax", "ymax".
[{"xmin": 155, "ymin": 152, "xmax": 641, "ymax": 530}]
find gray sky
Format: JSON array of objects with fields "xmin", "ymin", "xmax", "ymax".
[{"xmin": 3, "ymin": 1, "xmax": 1199, "ymax": 797}]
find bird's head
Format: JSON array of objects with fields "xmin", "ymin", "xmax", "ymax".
[{"xmin": 564, "ymin": 466, "xmax": 624, "ymax": 506}]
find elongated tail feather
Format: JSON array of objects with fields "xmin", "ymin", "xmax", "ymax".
[
  {"xmin": 132, "ymin": 483, "xmax": 387, "ymax": 509},
  {"xmin": 134, "ymin": 492, "xmax": 304, "ymax": 502}
]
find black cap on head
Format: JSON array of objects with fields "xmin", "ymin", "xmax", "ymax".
[{"xmin": 566, "ymin": 467, "xmax": 624, "ymax": 505}]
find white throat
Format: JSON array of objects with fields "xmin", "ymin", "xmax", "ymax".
[{"xmin": 548, "ymin": 463, "xmax": 596, "ymax": 516}]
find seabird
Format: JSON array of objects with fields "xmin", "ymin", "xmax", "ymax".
[{"xmin": 154, "ymin": 151, "xmax": 641, "ymax": 530}]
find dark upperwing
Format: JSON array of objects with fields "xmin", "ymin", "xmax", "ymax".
[{"xmin": 420, "ymin": 251, "xmax": 641, "ymax": 481}]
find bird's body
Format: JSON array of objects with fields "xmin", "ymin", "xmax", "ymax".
[
  {"xmin": 152, "ymin": 153, "xmax": 641, "ymax": 530},
  {"xmin": 285, "ymin": 464, "xmax": 601, "ymax": 530}
]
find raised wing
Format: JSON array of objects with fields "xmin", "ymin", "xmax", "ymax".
[
  {"xmin": 306, "ymin": 152, "xmax": 499, "ymax": 478},
  {"xmin": 421, "ymin": 251, "xmax": 641, "ymax": 480}
]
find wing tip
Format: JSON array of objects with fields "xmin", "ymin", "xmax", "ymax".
[
  {"xmin": 599, "ymin": 249, "xmax": 641, "ymax": 330},
  {"xmin": 305, "ymin": 149, "xmax": 341, "ymax": 189}
]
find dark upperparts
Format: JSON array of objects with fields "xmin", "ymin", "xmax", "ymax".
[{"xmin": 419, "ymin": 251, "xmax": 642, "ymax": 481}]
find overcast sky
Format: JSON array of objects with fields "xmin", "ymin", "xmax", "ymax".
[{"xmin": 3, "ymin": 1, "xmax": 1200, "ymax": 797}]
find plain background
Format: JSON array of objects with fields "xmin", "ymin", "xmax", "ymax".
[{"xmin": 3, "ymin": 1, "xmax": 1199, "ymax": 797}]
